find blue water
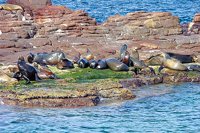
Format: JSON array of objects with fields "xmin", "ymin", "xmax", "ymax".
[
  {"xmin": 0, "ymin": 0, "xmax": 200, "ymax": 23},
  {"xmin": 0, "ymin": 83, "xmax": 200, "ymax": 132},
  {"xmin": 1, "ymin": 0, "xmax": 200, "ymax": 132},
  {"xmin": 52, "ymin": 0, "xmax": 200, "ymax": 23}
]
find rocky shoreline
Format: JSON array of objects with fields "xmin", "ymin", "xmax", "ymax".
[
  {"xmin": 0, "ymin": 65, "xmax": 200, "ymax": 108},
  {"xmin": 0, "ymin": 0, "xmax": 200, "ymax": 108}
]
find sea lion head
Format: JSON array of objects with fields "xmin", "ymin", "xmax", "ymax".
[
  {"xmin": 18, "ymin": 56, "xmax": 25, "ymax": 61},
  {"xmin": 27, "ymin": 53, "xmax": 35, "ymax": 63},
  {"xmin": 120, "ymin": 44, "xmax": 128, "ymax": 59},
  {"xmin": 159, "ymin": 52, "xmax": 171, "ymax": 59},
  {"xmin": 72, "ymin": 53, "xmax": 81, "ymax": 64},
  {"xmin": 57, "ymin": 59, "xmax": 74, "ymax": 69}
]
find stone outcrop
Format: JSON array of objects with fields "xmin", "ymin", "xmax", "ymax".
[
  {"xmin": 0, "ymin": 1, "xmax": 200, "ymax": 66},
  {"xmin": 102, "ymin": 12, "xmax": 182, "ymax": 40},
  {"xmin": 7, "ymin": 0, "xmax": 52, "ymax": 14},
  {"xmin": 33, "ymin": 6, "xmax": 97, "ymax": 38}
]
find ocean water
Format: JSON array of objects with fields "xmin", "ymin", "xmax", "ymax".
[
  {"xmin": 52, "ymin": 0, "xmax": 200, "ymax": 23},
  {"xmin": 0, "ymin": 83, "xmax": 200, "ymax": 132},
  {"xmin": 0, "ymin": 0, "xmax": 200, "ymax": 23},
  {"xmin": 1, "ymin": 0, "xmax": 200, "ymax": 132}
]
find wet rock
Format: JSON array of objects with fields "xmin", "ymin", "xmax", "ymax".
[{"xmin": 0, "ymin": 88, "xmax": 100, "ymax": 108}]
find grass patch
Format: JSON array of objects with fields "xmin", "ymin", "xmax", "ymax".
[{"xmin": 52, "ymin": 67, "xmax": 132, "ymax": 83}]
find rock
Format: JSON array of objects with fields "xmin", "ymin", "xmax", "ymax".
[
  {"xmin": 0, "ymin": 65, "xmax": 18, "ymax": 77},
  {"xmin": 0, "ymin": 88, "xmax": 100, "ymax": 108},
  {"xmin": 7, "ymin": 0, "xmax": 52, "ymax": 14},
  {"xmin": 193, "ymin": 13, "xmax": 200, "ymax": 22},
  {"xmin": 0, "ymin": 40, "xmax": 15, "ymax": 48},
  {"xmin": 0, "ymin": 71, "xmax": 18, "ymax": 84}
]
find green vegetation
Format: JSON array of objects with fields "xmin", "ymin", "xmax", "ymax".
[
  {"xmin": 0, "ymin": 67, "xmax": 132, "ymax": 91},
  {"xmin": 50, "ymin": 67, "xmax": 132, "ymax": 83}
]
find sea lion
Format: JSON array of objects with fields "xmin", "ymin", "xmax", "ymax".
[
  {"xmin": 56, "ymin": 59, "xmax": 74, "ymax": 69},
  {"xmin": 131, "ymin": 47, "xmax": 140, "ymax": 60},
  {"xmin": 144, "ymin": 54, "xmax": 164, "ymax": 66},
  {"xmin": 128, "ymin": 47, "xmax": 155, "ymax": 74},
  {"xmin": 14, "ymin": 56, "xmax": 41, "ymax": 84},
  {"xmin": 96, "ymin": 59, "xmax": 108, "ymax": 69},
  {"xmin": 120, "ymin": 44, "xmax": 128, "ymax": 59},
  {"xmin": 191, "ymin": 54, "xmax": 200, "ymax": 63},
  {"xmin": 0, "ymin": 4, "xmax": 23, "ymax": 11},
  {"xmin": 119, "ymin": 44, "xmax": 131, "ymax": 66},
  {"xmin": 166, "ymin": 52, "xmax": 195, "ymax": 63},
  {"xmin": 185, "ymin": 63, "xmax": 200, "ymax": 72},
  {"xmin": 130, "ymin": 57, "xmax": 155, "ymax": 75},
  {"xmin": 33, "ymin": 63, "xmax": 57, "ymax": 79},
  {"xmin": 89, "ymin": 60, "xmax": 98, "ymax": 69},
  {"xmin": 85, "ymin": 48, "xmax": 94, "ymax": 61},
  {"xmin": 106, "ymin": 58, "xmax": 129, "ymax": 71},
  {"xmin": 27, "ymin": 52, "xmax": 66, "ymax": 66},
  {"xmin": 158, "ymin": 53, "xmax": 188, "ymax": 72},
  {"xmin": 78, "ymin": 58, "xmax": 89, "ymax": 68}
]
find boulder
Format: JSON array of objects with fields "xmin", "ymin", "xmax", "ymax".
[{"xmin": 7, "ymin": 0, "xmax": 52, "ymax": 14}]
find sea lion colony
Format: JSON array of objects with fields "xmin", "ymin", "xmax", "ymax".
[{"xmin": 10, "ymin": 44, "xmax": 200, "ymax": 84}]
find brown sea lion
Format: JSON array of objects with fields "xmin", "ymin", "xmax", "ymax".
[
  {"xmin": 106, "ymin": 58, "xmax": 129, "ymax": 71},
  {"xmin": 33, "ymin": 63, "xmax": 57, "ymax": 79},
  {"xmin": 0, "ymin": 4, "xmax": 23, "ymax": 11},
  {"xmin": 192, "ymin": 54, "xmax": 200, "ymax": 63},
  {"xmin": 131, "ymin": 47, "xmax": 140, "ymax": 60},
  {"xmin": 129, "ymin": 47, "xmax": 155, "ymax": 75},
  {"xmin": 85, "ymin": 48, "xmax": 94, "ymax": 61},
  {"xmin": 144, "ymin": 54, "xmax": 164, "ymax": 66},
  {"xmin": 158, "ymin": 53, "xmax": 188, "ymax": 72}
]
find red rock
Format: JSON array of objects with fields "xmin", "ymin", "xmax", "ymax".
[
  {"xmin": 7, "ymin": 0, "xmax": 52, "ymax": 12},
  {"xmin": 193, "ymin": 13, "xmax": 200, "ymax": 22},
  {"xmin": 0, "ymin": 40, "xmax": 15, "ymax": 48}
]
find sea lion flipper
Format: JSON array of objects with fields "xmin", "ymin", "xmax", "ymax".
[
  {"xmin": 149, "ymin": 67, "xmax": 156, "ymax": 75},
  {"xmin": 22, "ymin": 74, "xmax": 31, "ymax": 84},
  {"xmin": 35, "ymin": 73, "xmax": 41, "ymax": 81},
  {"xmin": 158, "ymin": 66, "xmax": 164, "ymax": 73}
]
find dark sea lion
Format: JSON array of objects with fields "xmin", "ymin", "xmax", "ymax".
[
  {"xmin": 14, "ymin": 56, "xmax": 41, "ymax": 84},
  {"xmin": 185, "ymin": 63, "xmax": 200, "ymax": 72},
  {"xmin": 27, "ymin": 52, "xmax": 66, "ymax": 66},
  {"xmin": 89, "ymin": 60, "xmax": 98, "ymax": 69},
  {"xmin": 166, "ymin": 52, "xmax": 195, "ymax": 63},
  {"xmin": 56, "ymin": 59, "xmax": 74, "ymax": 69},
  {"xmin": 106, "ymin": 58, "xmax": 129, "ymax": 71},
  {"xmin": 78, "ymin": 58, "xmax": 89, "ymax": 68},
  {"xmin": 96, "ymin": 59, "xmax": 108, "ymax": 69},
  {"xmin": 158, "ymin": 53, "xmax": 188, "ymax": 72}
]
